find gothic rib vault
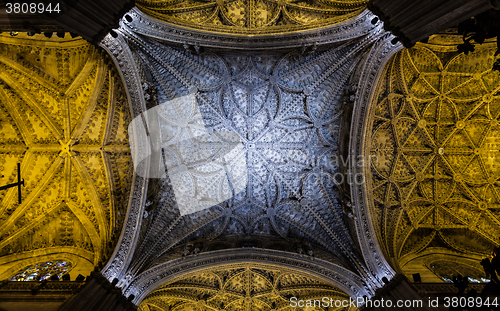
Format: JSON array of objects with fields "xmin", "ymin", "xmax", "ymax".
[
  {"xmin": 138, "ymin": 263, "xmax": 352, "ymax": 311},
  {"xmin": 135, "ymin": 0, "xmax": 368, "ymax": 35},
  {"xmin": 1, "ymin": 1, "xmax": 500, "ymax": 310},
  {"xmin": 367, "ymin": 34, "xmax": 500, "ymax": 282},
  {"xmin": 121, "ymin": 30, "xmax": 368, "ymax": 273},
  {"xmin": 98, "ymin": 5, "xmax": 399, "ymax": 306},
  {"xmin": 0, "ymin": 33, "xmax": 133, "ymax": 281}
]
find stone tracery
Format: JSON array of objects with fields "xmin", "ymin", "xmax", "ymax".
[
  {"xmin": 97, "ymin": 7, "xmax": 402, "ymax": 301},
  {"xmin": 136, "ymin": 0, "xmax": 368, "ymax": 35},
  {"xmin": 0, "ymin": 33, "xmax": 133, "ymax": 280},
  {"xmin": 1, "ymin": 1, "xmax": 499, "ymax": 309},
  {"xmin": 138, "ymin": 263, "xmax": 352, "ymax": 311},
  {"xmin": 368, "ymin": 34, "xmax": 500, "ymax": 278}
]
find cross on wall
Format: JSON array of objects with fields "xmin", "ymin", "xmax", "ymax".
[{"xmin": 0, "ymin": 163, "xmax": 24, "ymax": 204}]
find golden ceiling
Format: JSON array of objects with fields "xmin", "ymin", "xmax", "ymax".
[
  {"xmin": 0, "ymin": 33, "xmax": 133, "ymax": 279},
  {"xmin": 136, "ymin": 0, "xmax": 367, "ymax": 35},
  {"xmin": 138, "ymin": 263, "xmax": 353, "ymax": 311},
  {"xmin": 369, "ymin": 35, "xmax": 500, "ymax": 280}
]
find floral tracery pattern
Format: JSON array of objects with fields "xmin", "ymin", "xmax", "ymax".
[
  {"xmin": 138, "ymin": 263, "xmax": 351, "ymax": 311},
  {"xmin": 136, "ymin": 0, "xmax": 367, "ymax": 35},
  {"xmin": 9, "ymin": 260, "xmax": 72, "ymax": 282},
  {"xmin": 0, "ymin": 34, "xmax": 133, "ymax": 274},
  {"xmin": 119, "ymin": 32, "xmax": 368, "ymax": 274},
  {"xmin": 369, "ymin": 40, "xmax": 500, "ymax": 267}
]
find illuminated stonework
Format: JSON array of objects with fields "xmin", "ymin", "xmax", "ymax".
[
  {"xmin": 0, "ymin": 33, "xmax": 133, "ymax": 279},
  {"xmin": 368, "ymin": 35, "xmax": 500, "ymax": 278},
  {"xmin": 104, "ymin": 31, "xmax": 370, "ymax": 278},
  {"xmin": 101, "ymin": 10, "xmax": 398, "ymax": 298},
  {"xmin": 138, "ymin": 263, "xmax": 352, "ymax": 311},
  {"xmin": 136, "ymin": 0, "xmax": 367, "ymax": 35},
  {"xmin": 128, "ymin": 93, "xmax": 247, "ymax": 216}
]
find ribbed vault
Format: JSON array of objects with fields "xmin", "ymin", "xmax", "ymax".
[
  {"xmin": 138, "ymin": 263, "xmax": 354, "ymax": 311},
  {"xmin": 109, "ymin": 27, "xmax": 374, "ymax": 279},
  {"xmin": 136, "ymin": 0, "xmax": 368, "ymax": 35},
  {"xmin": 99, "ymin": 6, "xmax": 399, "ymax": 298},
  {"xmin": 2, "ymin": 1, "xmax": 500, "ymax": 309},
  {"xmin": 368, "ymin": 33, "xmax": 500, "ymax": 281},
  {"xmin": 0, "ymin": 33, "xmax": 133, "ymax": 280},
  {"xmin": 124, "ymin": 35, "xmax": 365, "ymax": 277}
]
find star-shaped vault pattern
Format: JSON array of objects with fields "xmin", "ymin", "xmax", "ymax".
[
  {"xmin": 0, "ymin": 34, "xmax": 133, "ymax": 279},
  {"xmin": 138, "ymin": 263, "xmax": 351, "ymax": 311},
  {"xmin": 121, "ymin": 32, "xmax": 371, "ymax": 276},
  {"xmin": 369, "ymin": 39, "xmax": 500, "ymax": 272}
]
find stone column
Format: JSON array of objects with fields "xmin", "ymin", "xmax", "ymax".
[{"xmin": 58, "ymin": 272, "xmax": 136, "ymax": 311}]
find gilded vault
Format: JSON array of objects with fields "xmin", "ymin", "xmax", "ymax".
[
  {"xmin": 0, "ymin": 33, "xmax": 133, "ymax": 280},
  {"xmin": 137, "ymin": 263, "xmax": 353, "ymax": 311},
  {"xmin": 136, "ymin": 0, "xmax": 367, "ymax": 35},
  {"xmin": 2, "ymin": 1, "xmax": 500, "ymax": 309},
  {"xmin": 99, "ymin": 6, "xmax": 398, "ymax": 303},
  {"xmin": 368, "ymin": 34, "xmax": 500, "ymax": 280}
]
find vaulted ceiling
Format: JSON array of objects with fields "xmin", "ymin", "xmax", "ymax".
[
  {"xmin": 136, "ymin": 0, "xmax": 368, "ymax": 35},
  {"xmin": 2, "ymin": 1, "xmax": 499, "ymax": 309},
  {"xmin": 138, "ymin": 263, "xmax": 352, "ymax": 311},
  {"xmin": 99, "ymin": 6, "xmax": 394, "ymax": 304},
  {"xmin": 368, "ymin": 33, "xmax": 500, "ymax": 282},
  {"xmin": 120, "ymin": 24, "xmax": 369, "ymax": 277},
  {"xmin": 0, "ymin": 33, "xmax": 133, "ymax": 280}
]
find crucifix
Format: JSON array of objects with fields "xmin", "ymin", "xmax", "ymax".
[{"xmin": 0, "ymin": 163, "xmax": 24, "ymax": 204}]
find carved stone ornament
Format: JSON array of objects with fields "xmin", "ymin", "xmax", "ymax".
[
  {"xmin": 137, "ymin": 261, "xmax": 357, "ymax": 311},
  {"xmin": 0, "ymin": 33, "xmax": 133, "ymax": 280},
  {"xmin": 98, "ymin": 6, "xmax": 403, "ymax": 304},
  {"xmin": 363, "ymin": 33, "xmax": 500, "ymax": 275},
  {"xmin": 119, "ymin": 6, "xmax": 378, "ymax": 49},
  {"xmin": 126, "ymin": 248, "xmax": 371, "ymax": 304},
  {"xmin": 135, "ymin": 0, "xmax": 368, "ymax": 36}
]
